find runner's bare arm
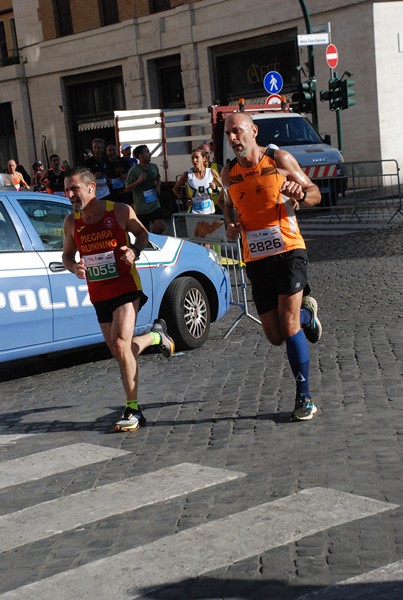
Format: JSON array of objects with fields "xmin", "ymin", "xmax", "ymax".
[
  {"xmin": 115, "ymin": 203, "xmax": 149, "ymax": 263},
  {"xmin": 62, "ymin": 215, "xmax": 86, "ymax": 278},
  {"xmin": 221, "ymin": 165, "xmax": 242, "ymax": 240},
  {"xmin": 172, "ymin": 172, "xmax": 187, "ymax": 199},
  {"xmin": 210, "ymin": 167, "xmax": 222, "ymax": 191},
  {"xmin": 19, "ymin": 174, "xmax": 30, "ymax": 190},
  {"xmin": 273, "ymin": 149, "xmax": 321, "ymax": 207}
]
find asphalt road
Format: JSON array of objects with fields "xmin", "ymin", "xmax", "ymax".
[{"xmin": 0, "ymin": 218, "xmax": 402, "ymax": 599}]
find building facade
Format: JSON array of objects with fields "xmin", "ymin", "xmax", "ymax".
[{"xmin": 0, "ymin": 0, "xmax": 402, "ymax": 174}]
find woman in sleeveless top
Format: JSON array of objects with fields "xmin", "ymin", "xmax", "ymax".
[{"xmin": 173, "ymin": 148, "xmax": 222, "ymax": 214}]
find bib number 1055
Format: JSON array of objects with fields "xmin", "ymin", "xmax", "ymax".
[
  {"xmin": 87, "ymin": 262, "xmax": 118, "ymax": 281},
  {"xmin": 84, "ymin": 251, "xmax": 119, "ymax": 282}
]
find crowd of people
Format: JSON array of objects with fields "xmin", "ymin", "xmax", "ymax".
[{"xmin": 3, "ymin": 137, "xmax": 226, "ymax": 229}]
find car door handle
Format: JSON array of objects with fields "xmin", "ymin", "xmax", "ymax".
[{"xmin": 49, "ymin": 262, "xmax": 67, "ymax": 273}]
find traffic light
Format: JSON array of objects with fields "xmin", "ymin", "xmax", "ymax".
[
  {"xmin": 328, "ymin": 77, "xmax": 342, "ymax": 111},
  {"xmin": 319, "ymin": 77, "xmax": 342, "ymax": 111},
  {"xmin": 320, "ymin": 74, "xmax": 356, "ymax": 112},
  {"xmin": 341, "ymin": 78, "xmax": 356, "ymax": 110},
  {"xmin": 292, "ymin": 78, "xmax": 316, "ymax": 113}
]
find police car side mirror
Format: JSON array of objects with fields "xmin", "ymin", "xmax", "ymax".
[{"xmin": 323, "ymin": 134, "xmax": 332, "ymax": 145}]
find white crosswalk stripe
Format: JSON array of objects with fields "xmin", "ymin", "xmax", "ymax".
[
  {"xmin": 297, "ymin": 560, "xmax": 403, "ymax": 599},
  {"xmin": 0, "ymin": 442, "xmax": 131, "ymax": 489},
  {"xmin": 0, "ymin": 462, "xmax": 245, "ymax": 552},
  {"xmin": 0, "ymin": 486, "xmax": 397, "ymax": 600},
  {"xmin": 0, "ymin": 434, "xmax": 33, "ymax": 446}
]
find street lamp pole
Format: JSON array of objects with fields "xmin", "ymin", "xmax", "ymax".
[{"xmin": 298, "ymin": 0, "xmax": 319, "ymax": 130}]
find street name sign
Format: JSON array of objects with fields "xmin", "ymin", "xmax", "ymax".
[{"xmin": 297, "ymin": 33, "xmax": 329, "ymax": 46}]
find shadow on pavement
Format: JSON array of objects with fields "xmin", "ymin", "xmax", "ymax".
[
  {"xmin": 0, "ymin": 408, "xmax": 299, "ymax": 436},
  {"xmin": 139, "ymin": 576, "xmax": 403, "ymax": 599},
  {"xmin": 0, "ymin": 345, "xmax": 112, "ymax": 383}
]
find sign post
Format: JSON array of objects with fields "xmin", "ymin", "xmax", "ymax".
[
  {"xmin": 326, "ymin": 43, "xmax": 342, "ymax": 153},
  {"xmin": 298, "ymin": 0, "xmax": 318, "ymax": 131}
]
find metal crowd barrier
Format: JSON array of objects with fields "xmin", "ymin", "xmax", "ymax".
[
  {"xmin": 171, "ymin": 213, "xmax": 261, "ymax": 337},
  {"xmin": 302, "ymin": 159, "xmax": 403, "ymax": 223}
]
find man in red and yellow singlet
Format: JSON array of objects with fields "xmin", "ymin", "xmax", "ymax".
[
  {"xmin": 62, "ymin": 168, "xmax": 174, "ymax": 432},
  {"xmin": 220, "ymin": 113, "xmax": 323, "ymax": 422}
]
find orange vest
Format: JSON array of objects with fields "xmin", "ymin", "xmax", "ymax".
[
  {"xmin": 228, "ymin": 153, "xmax": 306, "ymax": 262},
  {"xmin": 73, "ymin": 200, "xmax": 142, "ymax": 303}
]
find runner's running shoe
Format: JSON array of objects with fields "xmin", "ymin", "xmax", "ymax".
[
  {"xmin": 301, "ymin": 296, "xmax": 322, "ymax": 344},
  {"xmin": 291, "ymin": 394, "xmax": 317, "ymax": 422},
  {"xmin": 151, "ymin": 318, "xmax": 175, "ymax": 358},
  {"xmin": 114, "ymin": 405, "xmax": 146, "ymax": 432}
]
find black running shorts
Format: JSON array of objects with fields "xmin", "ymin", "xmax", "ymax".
[
  {"xmin": 245, "ymin": 249, "xmax": 310, "ymax": 315},
  {"xmin": 93, "ymin": 291, "xmax": 148, "ymax": 324}
]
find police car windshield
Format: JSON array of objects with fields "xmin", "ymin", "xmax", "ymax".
[{"xmin": 255, "ymin": 116, "xmax": 322, "ymax": 147}]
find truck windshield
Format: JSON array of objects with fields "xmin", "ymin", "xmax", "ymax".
[{"xmin": 255, "ymin": 116, "xmax": 323, "ymax": 147}]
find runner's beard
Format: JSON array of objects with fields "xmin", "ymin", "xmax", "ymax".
[
  {"xmin": 234, "ymin": 147, "xmax": 248, "ymax": 158},
  {"xmin": 72, "ymin": 200, "xmax": 83, "ymax": 211}
]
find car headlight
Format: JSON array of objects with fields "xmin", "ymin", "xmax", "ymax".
[{"xmin": 206, "ymin": 247, "xmax": 221, "ymax": 264}]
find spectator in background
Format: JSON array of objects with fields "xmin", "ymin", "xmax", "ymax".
[
  {"xmin": 7, "ymin": 159, "xmax": 30, "ymax": 190},
  {"xmin": 84, "ymin": 138, "xmax": 110, "ymax": 199},
  {"xmin": 105, "ymin": 143, "xmax": 132, "ymax": 205},
  {"xmin": 32, "ymin": 161, "xmax": 45, "ymax": 191},
  {"xmin": 198, "ymin": 142, "xmax": 223, "ymax": 213},
  {"xmin": 121, "ymin": 144, "xmax": 137, "ymax": 168},
  {"xmin": 173, "ymin": 147, "xmax": 221, "ymax": 215},
  {"xmin": 40, "ymin": 154, "xmax": 66, "ymax": 196},
  {"xmin": 125, "ymin": 145, "xmax": 165, "ymax": 234}
]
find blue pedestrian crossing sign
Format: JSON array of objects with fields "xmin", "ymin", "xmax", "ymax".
[{"xmin": 263, "ymin": 71, "xmax": 283, "ymax": 95}]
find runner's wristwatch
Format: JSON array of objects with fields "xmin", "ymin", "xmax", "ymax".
[{"xmin": 132, "ymin": 244, "xmax": 142, "ymax": 258}]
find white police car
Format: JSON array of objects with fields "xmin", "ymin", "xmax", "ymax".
[{"xmin": 0, "ymin": 180, "xmax": 230, "ymax": 363}]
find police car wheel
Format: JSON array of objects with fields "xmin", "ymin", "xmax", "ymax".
[{"xmin": 160, "ymin": 276, "xmax": 211, "ymax": 350}]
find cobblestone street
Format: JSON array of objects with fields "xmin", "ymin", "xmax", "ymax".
[{"xmin": 0, "ymin": 219, "xmax": 402, "ymax": 599}]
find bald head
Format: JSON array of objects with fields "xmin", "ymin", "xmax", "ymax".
[
  {"xmin": 225, "ymin": 112, "xmax": 254, "ymax": 129},
  {"xmin": 224, "ymin": 112, "xmax": 258, "ymax": 159}
]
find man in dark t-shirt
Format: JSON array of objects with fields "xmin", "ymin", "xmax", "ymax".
[
  {"xmin": 84, "ymin": 138, "xmax": 110, "ymax": 199},
  {"xmin": 105, "ymin": 144, "xmax": 132, "ymax": 205},
  {"xmin": 125, "ymin": 145, "xmax": 165, "ymax": 234}
]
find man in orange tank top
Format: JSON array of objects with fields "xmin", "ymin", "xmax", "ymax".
[
  {"xmin": 7, "ymin": 159, "xmax": 30, "ymax": 191},
  {"xmin": 62, "ymin": 168, "xmax": 174, "ymax": 432},
  {"xmin": 221, "ymin": 113, "xmax": 322, "ymax": 422}
]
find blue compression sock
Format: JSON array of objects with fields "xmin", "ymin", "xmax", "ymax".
[
  {"xmin": 300, "ymin": 306, "xmax": 311, "ymax": 326},
  {"xmin": 285, "ymin": 329, "xmax": 310, "ymax": 396}
]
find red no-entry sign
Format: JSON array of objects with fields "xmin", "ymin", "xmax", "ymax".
[{"xmin": 326, "ymin": 44, "xmax": 339, "ymax": 69}]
